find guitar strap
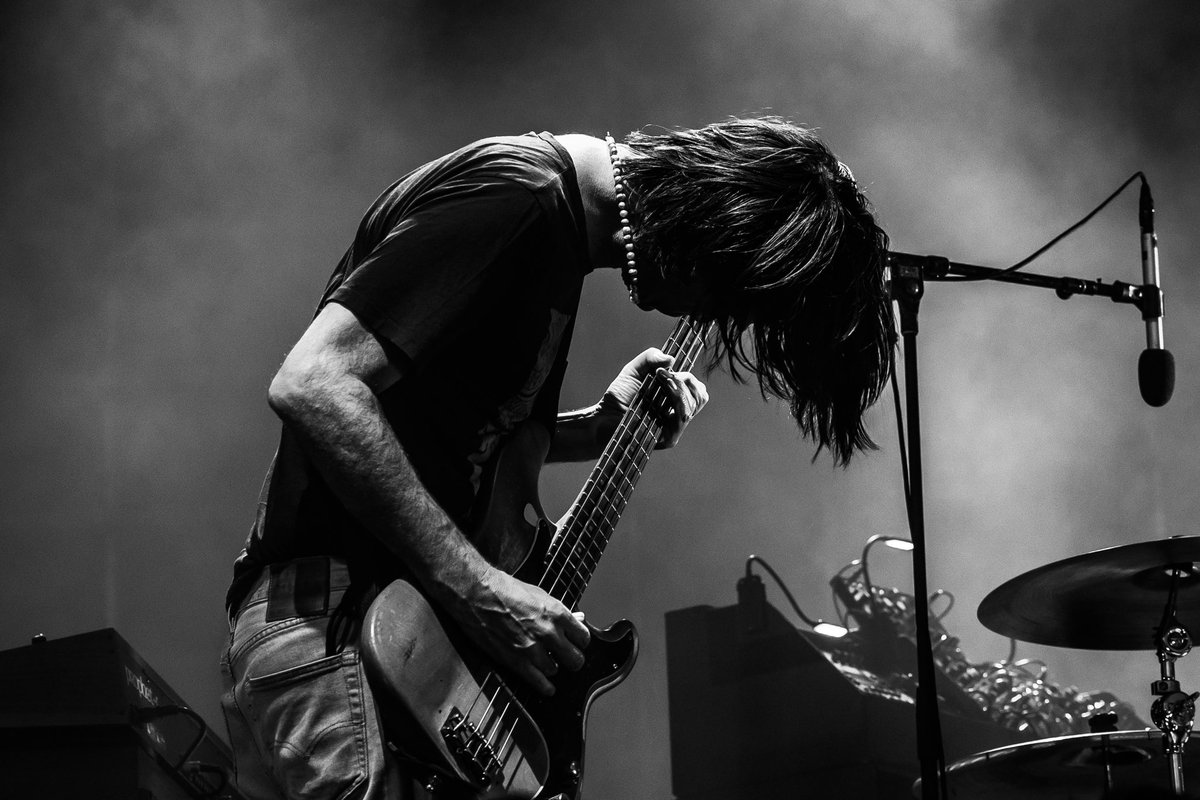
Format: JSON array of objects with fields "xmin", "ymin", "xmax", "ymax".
[{"xmin": 325, "ymin": 558, "xmax": 384, "ymax": 657}]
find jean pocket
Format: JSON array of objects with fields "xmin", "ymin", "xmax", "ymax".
[
  {"xmin": 248, "ymin": 652, "xmax": 344, "ymax": 690},
  {"xmin": 242, "ymin": 650, "xmax": 368, "ymax": 800}
]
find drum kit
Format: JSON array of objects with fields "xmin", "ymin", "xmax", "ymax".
[{"xmin": 933, "ymin": 535, "xmax": 1200, "ymax": 798}]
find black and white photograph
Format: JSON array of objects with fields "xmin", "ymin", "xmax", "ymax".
[{"xmin": 2, "ymin": 2, "xmax": 1198, "ymax": 798}]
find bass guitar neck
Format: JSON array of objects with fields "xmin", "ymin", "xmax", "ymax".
[{"xmin": 361, "ymin": 317, "xmax": 709, "ymax": 799}]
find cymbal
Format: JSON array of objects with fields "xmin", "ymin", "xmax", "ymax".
[
  {"xmin": 978, "ymin": 536, "xmax": 1200, "ymax": 650},
  {"xmin": 920, "ymin": 730, "xmax": 1192, "ymax": 799}
]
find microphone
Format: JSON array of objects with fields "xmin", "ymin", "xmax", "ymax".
[{"xmin": 1138, "ymin": 180, "xmax": 1174, "ymax": 406}]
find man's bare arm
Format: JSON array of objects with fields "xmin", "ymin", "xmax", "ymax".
[{"xmin": 267, "ymin": 301, "xmax": 588, "ymax": 695}]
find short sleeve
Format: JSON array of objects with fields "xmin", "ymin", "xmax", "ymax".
[{"xmin": 326, "ymin": 177, "xmax": 544, "ymax": 367}]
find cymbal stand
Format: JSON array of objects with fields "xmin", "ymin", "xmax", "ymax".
[{"xmin": 1150, "ymin": 566, "xmax": 1198, "ymax": 796}]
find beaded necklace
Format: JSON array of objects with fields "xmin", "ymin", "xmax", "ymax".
[{"xmin": 605, "ymin": 133, "xmax": 639, "ymax": 305}]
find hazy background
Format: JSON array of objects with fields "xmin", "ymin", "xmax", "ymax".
[{"xmin": 2, "ymin": 1, "xmax": 1198, "ymax": 797}]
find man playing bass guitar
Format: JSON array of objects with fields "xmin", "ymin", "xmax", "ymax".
[{"xmin": 220, "ymin": 117, "xmax": 894, "ymax": 800}]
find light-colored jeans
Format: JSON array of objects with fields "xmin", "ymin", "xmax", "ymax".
[{"xmin": 219, "ymin": 559, "xmax": 406, "ymax": 800}]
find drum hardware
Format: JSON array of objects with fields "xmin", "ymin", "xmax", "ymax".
[
  {"xmin": 978, "ymin": 536, "xmax": 1200, "ymax": 797},
  {"xmin": 928, "ymin": 730, "xmax": 1199, "ymax": 799},
  {"xmin": 1149, "ymin": 565, "xmax": 1198, "ymax": 796}
]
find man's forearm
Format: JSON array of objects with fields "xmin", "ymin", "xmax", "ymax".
[{"xmin": 268, "ymin": 371, "xmax": 484, "ymax": 600}]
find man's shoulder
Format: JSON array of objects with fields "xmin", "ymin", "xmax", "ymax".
[{"xmin": 434, "ymin": 132, "xmax": 574, "ymax": 193}]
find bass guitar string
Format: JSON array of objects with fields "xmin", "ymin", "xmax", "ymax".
[
  {"xmin": 546, "ymin": 367, "xmax": 684, "ymax": 602},
  {"xmin": 455, "ymin": 316, "xmax": 707, "ymax": 790},
  {"xmin": 460, "ymin": 674, "xmax": 503, "ymax": 765},
  {"xmin": 471, "ymin": 338, "xmax": 701, "ymax": 779},
  {"xmin": 545, "ymin": 417, "xmax": 671, "ymax": 598},
  {"xmin": 542, "ymin": 319, "xmax": 707, "ymax": 604},
  {"xmin": 538, "ymin": 317, "xmax": 699, "ymax": 595},
  {"xmin": 544, "ymin": 324, "xmax": 706, "ymax": 607},
  {"xmin": 457, "ymin": 671, "xmax": 525, "ymax": 786},
  {"xmin": 542, "ymin": 374, "xmax": 665, "ymax": 597},
  {"xmin": 440, "ymin": 319, "xmax": 694, "ymax": 761},
  {"xmin": 565, "ymin": 336, "xmax": 702, "ymax": 593},
  {"xmin": 537, "ymin": 347, "xmax": 686, "ymax": 596},
  {"xmin": 474, "ymin": 320, "xmax": 704, "ymax": 776}
]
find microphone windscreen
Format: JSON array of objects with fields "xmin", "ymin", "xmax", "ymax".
[{"xmin": 1138, "ymin": 348, "xmax": 1175, "ymax": 407}]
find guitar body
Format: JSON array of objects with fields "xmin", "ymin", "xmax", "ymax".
[{"xmin": 361, "ymin": 422, "xmax": 639, "ymax": 799}]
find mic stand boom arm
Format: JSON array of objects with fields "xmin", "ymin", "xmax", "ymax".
[{"xmin": 888, "ymin": 251, "xmax": 1158, "ymax": 316}]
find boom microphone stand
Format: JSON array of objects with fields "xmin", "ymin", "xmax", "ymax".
[{"xmin": 887, "ymin": 251, "xmax": 1160, "ymax": 800}]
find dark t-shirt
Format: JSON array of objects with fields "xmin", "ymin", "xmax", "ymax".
[{"xmin": 226, "ymin": 133, "xmax": 591, "ymax": 610}]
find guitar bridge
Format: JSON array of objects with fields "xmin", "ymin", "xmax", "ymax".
[{"xmin": 441, "ymin": 708, "xmax": 504, "ymax": 787}]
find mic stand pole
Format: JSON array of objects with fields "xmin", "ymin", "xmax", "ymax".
[
  {"xmin": 885, "ymin": 250, "xmax": 1160, "ymax": 800},
  {"xmin": 889, "ymin": 259, "xmax": 946, "ymax": 799}
]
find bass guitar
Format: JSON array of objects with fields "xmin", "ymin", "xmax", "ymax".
[{"xmin": 360, "ymin": 317, "xmax": 708, "ymax": 799}]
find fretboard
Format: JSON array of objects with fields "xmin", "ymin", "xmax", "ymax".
[{"xmin": 537, "ymin": 317, "xmax": 709, "ymax": 609}]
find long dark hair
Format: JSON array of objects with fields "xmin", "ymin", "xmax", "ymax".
[{"xmin": 622, "ymin": 117, "xmax": 894, "ymax": 465}]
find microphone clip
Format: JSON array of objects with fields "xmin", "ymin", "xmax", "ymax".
[
  {"xmin": 1107, "ymin": 280, "xmax": 1163, "ymax": 320},
  {"xmin": 1139, "ymin": 284, "xmax": 1164, "ymax": 323}
]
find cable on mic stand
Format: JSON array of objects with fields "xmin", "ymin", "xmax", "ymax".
[{"xmin": 937, "ymin": 171, "xmax": 1144, "ymax": 283}]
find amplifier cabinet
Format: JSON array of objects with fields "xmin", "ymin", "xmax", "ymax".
[{"xmin": 0, "ymin": 628, "xmax": 242, "ymax": 800}]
